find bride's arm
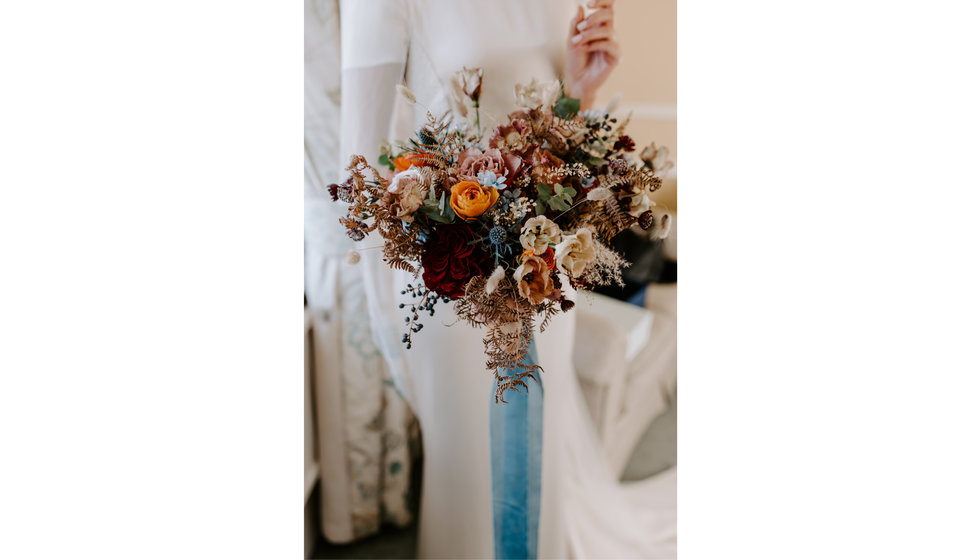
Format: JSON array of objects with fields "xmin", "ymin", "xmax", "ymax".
[{"xmin": 338, "ymin": 0, "xmax": 409, "ymax": 171}]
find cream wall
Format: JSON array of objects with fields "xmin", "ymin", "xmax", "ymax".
[{"xmin": 594, "ymin": 0, "xmax": 676, "ymax": 210}]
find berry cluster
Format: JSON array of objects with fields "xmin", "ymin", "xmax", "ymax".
[{"xmin": 398, "ymin": 282, "xmax": 450, "ymax": 349}]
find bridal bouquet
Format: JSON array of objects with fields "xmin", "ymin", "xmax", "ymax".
[{"xmin": 331, "ymin": 68, "xmax": 672, "ymax": 401}]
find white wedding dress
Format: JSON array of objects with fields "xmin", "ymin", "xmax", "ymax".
[{"xmin": 337, "ymin": 1, "xmax": 676, "ymax": 557}]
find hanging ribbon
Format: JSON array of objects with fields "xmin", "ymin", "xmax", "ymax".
[{"xmin": 490, "ymin": 336, "xmax": 543, "ymax": 560}]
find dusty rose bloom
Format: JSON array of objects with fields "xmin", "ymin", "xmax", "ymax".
[
  {"xmin": 382, "ymin": 168, "xmax": 426, "ymax": 222},
  {"xmin": 527, "ymin": 147, "xmax": 565, "ymax": 183},
  {"xmin": 489, "ymin": 117, "xmax": 532, "ymax": 151},
  {"xmin": 513, "ymin": 255, "xmax": 557, "ymax": 305},
  {"xmin": 457, "ymin": 147, "xmax": 522, "ymax": 184}
]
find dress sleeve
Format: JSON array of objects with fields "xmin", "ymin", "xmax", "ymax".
[
  {"xmin": 340, "ymin": 0, "xmax": 410, "ymax": 70},
  {"xmin": 338, "ymin": 0, "xmax": 410, "ymax": 174},
  {"xmin": 337, "ymin": 0, "xmax": 420, "ymax": 409}
]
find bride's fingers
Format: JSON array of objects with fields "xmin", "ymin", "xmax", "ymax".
[
  {"xmin": 586, "ymin": 39, "xmax": 621, "ymax": 62},
  {"xmin": 575, "ymin": 7, "xmax": 613, "ymax": 32},
  {"xmin": 586, "ymin": 0, "xmax": 615, "ymax": 9},
  {"xmin": 568, "ymin": 5, "xmax": 585, "ymax": 38},
  {"xmin": 571, "ymin": 25, "xmax": 615, "ymax": 45}
]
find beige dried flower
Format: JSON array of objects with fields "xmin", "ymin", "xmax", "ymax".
[
  {"xmin": 586, "ymin": 187, "xmax": 613, "ymax": 201},
  {"xmin": 513, "ymin": 255, "xmax": 555, "ymax": 305},
  {"xmin": 555, "ymin": 228, "xmax": 597, "ymax": 278},
  {"xmin": 396, "ymin": 84, "xmax": 416, "ymax": 104},
  {"xmin": 514, "ymin": 78, "xmax": 561, "ymax": 109},
  {"xmin": 455, "ymin": 67, "xmax": 484, "ymax": 102},
  {"xmin": 640, "ymin": 142, "xmax": 675, "ymax": 178},
  {"xmin": 519, "ymin": 215, "xmax": 561, "ymax": 255}
]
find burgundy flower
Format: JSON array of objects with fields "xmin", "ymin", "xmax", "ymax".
[
  {"xmin": 613, "ymin": 135, "xmax": 636, "ymax": 152},
  {"xmin": 421, "ymin": 223, "xmax": 493, "ymax": 299}
]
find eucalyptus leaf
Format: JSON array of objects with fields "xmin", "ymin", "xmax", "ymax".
[
  {"xmin": 378, "ymin": 153, "xmax": 395, "ymax": 171},
  {"xmin": 554, "ymin": 97, "xmax": 580, "ymax": 119}
]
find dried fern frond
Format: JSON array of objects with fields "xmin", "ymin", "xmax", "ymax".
[
  {"xmin": 570, "ymin": 195, "xmax": 637, "ymax": 244},
  {"xmin": 399, "ymin": 111, "xmax": 465, "ymax": 170},
  {"xmin": 455, "ymin": 276, "xmax": 551, "ymax": 402}
]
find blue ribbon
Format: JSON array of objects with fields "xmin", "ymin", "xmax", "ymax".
[{"xmin": 490, "ymin": 336, "xmax": 543, "ymax": 560}]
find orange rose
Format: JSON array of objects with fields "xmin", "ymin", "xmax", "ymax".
[
  {"xmin": 392, "ymin": 153, "xmax": 425, "ymax": 172},
  {"xmin": 450, "ymin": 180, "xmax": 499, "ymax": 220}
]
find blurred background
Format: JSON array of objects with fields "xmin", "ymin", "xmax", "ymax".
[{"xmin": 304, "ymin": 1, "xmax": 676, "ymax": 557}]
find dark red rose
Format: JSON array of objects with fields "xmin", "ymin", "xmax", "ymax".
[{"xmin": 421, "ymin": 223, "xmax": 493, "ymax": 299}]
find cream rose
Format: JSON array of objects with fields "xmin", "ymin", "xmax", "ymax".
[
  {"xmin": 555, "ymin": 228, "xmax": 597, "ymax": 278},
  {"xmin": 519, "ymin": 215, "xmax": 561, "ymax": 255}
]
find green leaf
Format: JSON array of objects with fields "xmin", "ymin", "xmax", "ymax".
[
  {"xmin": 546, "ymin": 196, "xmax": 570, "ymax": 212},
  {"xmin": 536, "ymin": 183, "xmax": 553, "ymax": 200},
  {"xmin": 378, "ymin": 153, "xmax": 395, "ymax": 171},
  {"xmin": 421, "ymin": 204, "xmax": 454, "ymax": 224},
  {"xmin": 554, "ymin": 97, "xmax": 581, "ymax": 119}
]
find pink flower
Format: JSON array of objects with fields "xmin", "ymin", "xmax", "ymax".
[
  {"xmin": 382, "ymin": 168, "xmax": 426, "ymax": 222},
  {"xmin": 489, "ymin": 118, "xmax": 532, "ymax": 151},
  {"xmin": 456, "ymin": 147, "xmax": 522, "ymax": 185}
]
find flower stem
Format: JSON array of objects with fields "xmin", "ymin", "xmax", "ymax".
[{"xmin": 474, "ymin": 100, "xmax": 481, "ymax": 139}]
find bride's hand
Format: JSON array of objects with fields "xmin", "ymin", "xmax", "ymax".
[{"xmin": 565, "ymin": 0, "xmax": 620, "ymax": 110}]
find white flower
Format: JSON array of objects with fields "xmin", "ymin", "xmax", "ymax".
[
  {"xmin": 344, "ymin": 250, "xmax": 361, "ymax": 265},
  {"xmin": 514, "ymin": 78, "xmax": 561, "ymax": 109},
  {"xmin": 386, "ymin": 167, "xmax": 426, "ymax": 222},
  {"xmin": 387, "ymin": 166, "xmax": 422, "ymax": 192},
  {"xmin": 455, "ymin": 67, "xmax": 484, "ymax": 101},
  {"xmin": 519, "ymin": 215, "xmax": 561, "ymax": 255},
  {"xmin": 640, "ymin": 142, "xmax": 675, "ymax": 178},
  {"xmin": 485, "ymin": 265, "xmax": 506, "ymax": 295},
  {"xmin": 651, "ymin": 212, "xmax": 672, "ymax": 240},
  {"xmin": 555, "ymin": 228, "xmax": 597, "ymax": 278},
  {"xmin": 586, "ymin": 187, "xmax": 613, "ymax": 201},
  {"xmin": 627, "ymin": 189, "xmax": 655, "ymax": 217}
]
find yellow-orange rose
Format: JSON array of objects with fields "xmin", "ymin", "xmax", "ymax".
[{"xmin": 450, "ymin": 180, "xmax": 499, "ymax": 220}]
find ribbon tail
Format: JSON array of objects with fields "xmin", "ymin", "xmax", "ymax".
[{"xmin": 490, "ymin": 336, "xmax": 543, "ymax": 560}]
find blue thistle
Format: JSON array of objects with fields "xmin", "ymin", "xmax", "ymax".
[
  {"xmin": 477, "ymin": 170, "xmax": 507, "ymax": 190},
  {"xmin": 488, "ymin": 225, "xmax": 507, "ymax": 246}
]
